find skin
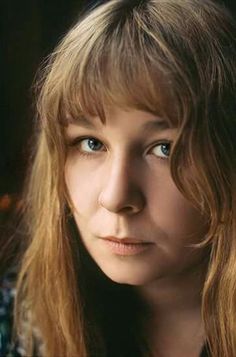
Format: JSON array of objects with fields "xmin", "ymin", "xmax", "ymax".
[{"xmin": 64, "ymin": 106, "xmax": 209, "ymax": 356}]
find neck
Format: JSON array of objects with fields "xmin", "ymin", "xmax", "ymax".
[
  {"xmin": 136, "ymin": 258, "xmax": 209, "ymax": 356},
  {"xmin": 138, "ymin": 261, "xmax": 206, "ymax": 312}
]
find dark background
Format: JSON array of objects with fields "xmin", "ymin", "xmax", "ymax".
[
  {"xmin": 0, "ymin": 0, "xmax": 101, "ymax": 197},
  {"xmin": 1, "ymin": 0, "xmax": 236, "ymax": 197}
]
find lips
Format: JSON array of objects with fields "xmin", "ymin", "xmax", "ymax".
[
  {"xmin": 101, "ymin": 236, "xmax": 154, "ymax": 256},
  {"xmin": 102, "ymin": 236, "xmax": 152, "ymax": 244}
]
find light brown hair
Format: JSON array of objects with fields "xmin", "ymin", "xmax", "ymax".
[{"xmin": 15, "ymin": 0, "xmax": 236, "ymax": 356}]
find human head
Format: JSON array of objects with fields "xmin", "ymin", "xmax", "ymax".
[
  {"xmin": 37, "ymin": 0, "xmax": 235, "ymax": 234},
  {"xmin": 17, "ymin": 1, "xmax": 236, "ymax": 356}
]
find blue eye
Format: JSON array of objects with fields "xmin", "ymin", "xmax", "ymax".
[
  {"xmin": 68, "ymin": 136, "xmax": 171, "ymax": 160},
  {"xmin": 69, "ymin": 137, "xmax": 105, "ymax": 157},
  {"xmin": 151, "ymin": 143, "xmax": 171, "ymax": 159},
  {"xmin": 80, "ymin": 138, "xmax": 104, "ymax": 152}
]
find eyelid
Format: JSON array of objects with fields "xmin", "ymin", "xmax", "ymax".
[
  {"xmin": 66, "ymin": 135, "xmax": 172, "ymax": 147},
  {"xmin": 150, "ymin": 142, "xmax": 172, "ymax": 159},
  {"xmin": 66, "ymin": 136, "xmax": 172, "ymax": 159},
  {"xmin": 66, "ymin": 136, "xmax": 107, "ymax": 157},
  {"xmin": 148, "ymin": 139, "xmax": 172, "ymax": 149},
  {"xmin": 66, "ymin": 135, "xmax": 105, "ymax": 148}
]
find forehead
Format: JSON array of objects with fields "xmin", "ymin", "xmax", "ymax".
[
  {"xmin": 63, "ymin": 108, "xmax": 179, "ymax": 148},
  {"xmin": 60, "ymin": 72, "xmax": 180, "ymax": 128},
  {"xmin": 65, "ymin": 106, "xmax": 176, "ymax": 131},
  {"xmin": 56, "ymin": 31, "xmax": 182, "ymax": 128},
  {"xmin": 68, "ymin": 102, "xmax": 171, "ymax": 121}
]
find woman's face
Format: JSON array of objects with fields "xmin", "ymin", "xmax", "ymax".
[{"xmin": 65, "ymin": 107, "xmax": 208, "ymax": 285}]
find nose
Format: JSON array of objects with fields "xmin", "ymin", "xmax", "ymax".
[{"xmin": 98, "ymin": 155, "xmax": 146, "ymax": 215}]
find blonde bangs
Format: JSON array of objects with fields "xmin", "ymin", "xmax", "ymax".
[{"xmin": 39, "ymin": 1, "xmax": 185, "ymax": 129}]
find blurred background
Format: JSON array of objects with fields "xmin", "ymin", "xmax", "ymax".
[{"xmin": 0, "ymin": 0, "xmax": 103, "ymax": 199}]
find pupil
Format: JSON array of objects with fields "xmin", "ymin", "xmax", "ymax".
[
  {"xmin": 161, "ymin": 143, "xmax": 170, "ymax": 156},
  {"xmin": 88, "ymin": 139, "xmax": 102, "ymax": 150}
]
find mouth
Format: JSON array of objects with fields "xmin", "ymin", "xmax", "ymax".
[
  {"xmin": 102, "ymin": 236, "xmax": 152, "ymax": 244},
  {"xmin": 100, "ymin": 236, "xmax": 155, "ymax": 256}
]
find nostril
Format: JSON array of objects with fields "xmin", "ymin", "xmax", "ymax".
[
  {"xmin": 98, "ymin": 191, "xmax": 145, "ymax": 214},
  {"xmin": 121, "ymin": 205, "xmax": 142, "ymax": 214}
]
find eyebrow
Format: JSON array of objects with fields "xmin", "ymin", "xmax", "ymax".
[
  {"xmin": 70, "ymin": 115, "xmax": 171, "ymax": 131},
  {"xmin": 67, "ymin": 115, "xmax": 95, "ymax": 129},
  {"xmin": 70, "ymin": 116, "xmax": 97, "ymax": 128},
  {"xmin": 142, "ymin": 119, "xmax": 171, "ymax": 132}
]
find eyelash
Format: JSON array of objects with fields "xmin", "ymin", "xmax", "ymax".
[{"xmin": 67, "ymin": 136, "xmax": 172, "ymax": 160}]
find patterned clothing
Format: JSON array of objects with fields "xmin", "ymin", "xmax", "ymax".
[{"xmin": 0, "ymin": 269, "xmax": 22, "ymax": 357}]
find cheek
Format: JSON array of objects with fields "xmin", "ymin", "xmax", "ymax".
[
  {"xmin": 65, "ymin": 160, "xmax": 99, "ymax": 213},
  {"xmin": 146, "ymin": 173, "xmax": 207, "ymax": 242}
]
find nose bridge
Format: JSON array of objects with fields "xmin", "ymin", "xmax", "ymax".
[
  {"xmin": 98, "ymin": 152, "xmax": 145, "ymax": 213},
  {"xmin": 105, "ymin": 153, "xmax": 135, "ymax": 197}
]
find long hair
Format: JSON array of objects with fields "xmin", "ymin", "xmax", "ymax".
[{"xmin": 15, "ymin": 0, "xmax": 236, "ymax": 356}]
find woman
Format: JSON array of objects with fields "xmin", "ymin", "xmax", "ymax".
[{"xmin": 5, "ymin": 0, "xmax": 236, "ymax": 356}]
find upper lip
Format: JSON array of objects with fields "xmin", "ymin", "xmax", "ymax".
[{"xmin": 101, "ymin": 236, "xmax": 152, "ymax": 244}]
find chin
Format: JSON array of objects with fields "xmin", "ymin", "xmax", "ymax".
[{"xmin": 99, "ymin": 265, "xmax": 155, "ymax": 286}]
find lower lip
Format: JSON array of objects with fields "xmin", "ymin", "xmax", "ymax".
[{"xmin": 102, "ymin": 240, "xmax": 154, "ymax": 256}]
